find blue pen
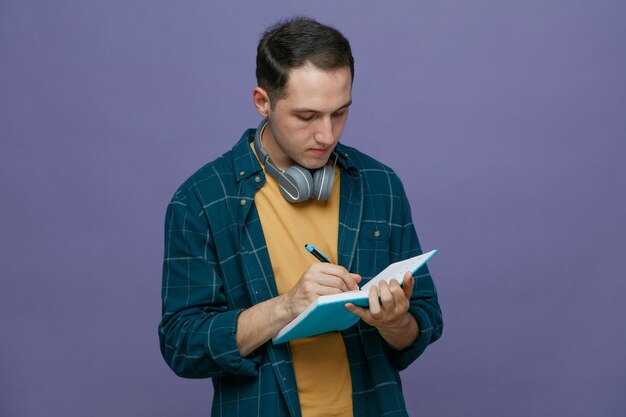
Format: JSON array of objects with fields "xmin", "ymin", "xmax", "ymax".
[{"xmin": 304, "ymin": 244, "xmax": 331, "ymax": 263}]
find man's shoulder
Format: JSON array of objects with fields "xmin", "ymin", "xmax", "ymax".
[
  {"xmin": 170, "ymin": 129, "xmax": 257, "ymax": 205},
  {"xmin": 336, "ymin": 142, "xmax": 401, "ymax": 182}
]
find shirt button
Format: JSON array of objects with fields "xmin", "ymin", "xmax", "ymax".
[
  {"xmin": 240, "ymin": 199, "xmax": 246, "ymax": 206},
  {"xmin": 373, "ymin": 230, "xmax": 380, "ymax": 237},
  {"xmin": 255, "ymin": 176, "xmax": 261, "ymax": 183},
  {"xmin": 239, "ymin": 171, "xmax": 245, "ymax": 177}
]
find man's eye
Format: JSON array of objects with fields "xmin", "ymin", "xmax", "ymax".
[
  {"xmin": 332, "ymin": 111, "xmax": 346, "ymax": 118},
  {"xmin": 297, "ymin": 114, "xmax": 314, "ymax": 121}
]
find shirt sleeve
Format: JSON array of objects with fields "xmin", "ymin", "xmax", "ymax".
[
  {"xmin": 158, "ymin": 185, "xmax": 261, "ymax": 378},
  {"xmin": 385, "ymin": 176, "xmax": 443, "ymax": 370}
]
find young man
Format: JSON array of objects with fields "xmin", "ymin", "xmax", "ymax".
[{"xmin": 159, "ymin": 17, "xmax": 442, "ymax": 417}]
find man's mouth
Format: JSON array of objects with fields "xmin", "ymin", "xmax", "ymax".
[{"xmin": 309, "ymin": 147, "xmax": 332, "ymax": 156}]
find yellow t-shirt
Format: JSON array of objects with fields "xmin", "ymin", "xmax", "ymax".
[{"xmin": 253, "ymin": 156, "xmax": 353, "ymax": 417}]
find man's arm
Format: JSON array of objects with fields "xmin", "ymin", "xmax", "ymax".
[
  {"xmin": 159, "ymin": 192, "xmax": 255, "ymax": 378},
  {"xmin": 160, "ymin": 184, "xmax": 362, "ymax": 374},
  {"xmin": 348, "ymin": 169, "xmax": 442, "ymax": 361},
  {"xmin": 381, "ymin": 174, "xmax": 443, "ymax": 362}
]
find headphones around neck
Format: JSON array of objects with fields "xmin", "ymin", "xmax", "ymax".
[{"xmin": 253, "ymin": 119, "xmax": 337, "ymax": 203}]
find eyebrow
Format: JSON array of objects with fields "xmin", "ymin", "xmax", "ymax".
[{"xmin": 292, "ymin": 99, "xmax": 353, "ymax": 114}]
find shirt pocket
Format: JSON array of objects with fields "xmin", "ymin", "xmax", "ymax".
[{"xmin": 357, "ymin": 222, "xmax": 391, "ymax": 283}]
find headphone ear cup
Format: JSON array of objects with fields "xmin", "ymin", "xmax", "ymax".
[
  {"xmin": 312, "ymin": 166, "xmax": 335, "ymax": 201},
  {"xmin": 281, "ymin": 166, "xmax": 314, "ymax": 203}
]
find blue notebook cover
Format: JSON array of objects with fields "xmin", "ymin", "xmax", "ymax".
[{"xmin": 272, "ymin": 249, "xmax": 438, "ymax": 344}]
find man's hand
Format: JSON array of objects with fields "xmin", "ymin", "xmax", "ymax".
[
  {"xmin": 345, "ymin": 270, "xmax": 419, "ymax": 350},
  {"xmin": 284, "ymin": 263, "xmax": 362, "ymax": 317},
  {"xmin": 236, "ymin": 263, "xmax": 360, "ymax": 356}
]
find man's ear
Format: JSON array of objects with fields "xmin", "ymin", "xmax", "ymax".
[{"xmin": 252, "ymin": 87, "xmax": 271, "ymax": 117}]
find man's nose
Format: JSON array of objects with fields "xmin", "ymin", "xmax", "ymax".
[{"xmin": 314, "ymin": 116, "xmax": 334, "ymax": 145}]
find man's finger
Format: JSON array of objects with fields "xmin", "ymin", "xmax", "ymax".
[
  {"xmin": 368, "ymin": 286, "xmax": 382, "ymax": 318},
  {"xmin": 402, "ymin": 271, "xmax": 414, "ymax": 300},
  {"xmin": 317, "ymin": 264, "xmax": 360, "ymax": 291},
  {"xmin": 318, "ymin": 274, "xmax": 352, "ymax": 292},
  {"xmin": 345, "ymin": 303, "xmax": 367, "ymax": 319},
  {"xmin": 378, "ymin": 280, "xmax": 395, "ymax": 311},
  {"xmin": 387, "ymin": 279, "xmax": 406, "ymax": 306}
]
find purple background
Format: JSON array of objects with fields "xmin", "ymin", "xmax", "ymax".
[{"xmin": 1, "ymin": 1, "xmax": 625, "ymax": 416}]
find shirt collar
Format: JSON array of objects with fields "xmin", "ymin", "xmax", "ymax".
[{"xmin": 232, "ymin": 128, "xmax": 263, "ymax": 182}]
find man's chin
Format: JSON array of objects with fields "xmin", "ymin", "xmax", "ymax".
[
  {"xmin": 300, "ymin": 158, "xmax": 331, "ymax": 171},
  {"xmin": 300, "ymin": 150, "xmax": 334, "ymax": 170}
]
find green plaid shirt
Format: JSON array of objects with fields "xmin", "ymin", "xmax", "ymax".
[{"xmin": 159, "ymin": 128, "xmax": 443, "ymax": 417}]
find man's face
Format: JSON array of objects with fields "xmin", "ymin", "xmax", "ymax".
[{"xmin": 261, "ymin": 63, "xmax": 352, "ymax": 170}]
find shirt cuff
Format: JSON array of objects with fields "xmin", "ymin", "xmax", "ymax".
[
  {"xmin": 386, "ymin": 307, "xmax": 436, "ymax": 370},
  {"xmin": 204, "ymin": 308, "xmax": 261, "ymax": 376}
]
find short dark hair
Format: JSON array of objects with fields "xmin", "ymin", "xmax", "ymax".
[{"xmin": 256, "ymin": 17, "xmax": 355, "ymax": 103}]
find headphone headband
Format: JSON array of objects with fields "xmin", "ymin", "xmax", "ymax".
[{"xmin": 253, "ymin": 120, "xmax": 288, "ymax": 181}]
